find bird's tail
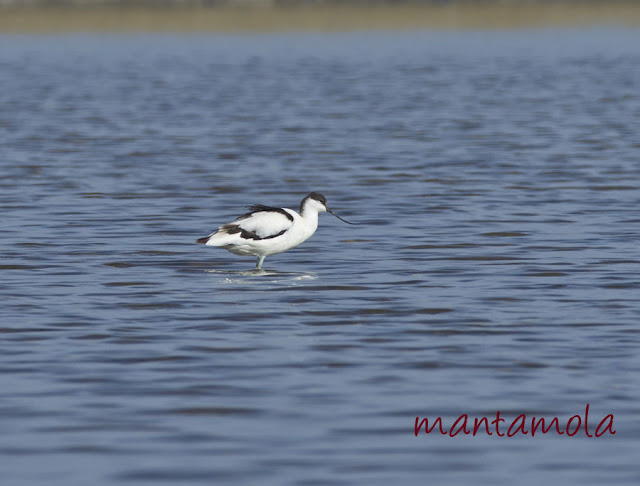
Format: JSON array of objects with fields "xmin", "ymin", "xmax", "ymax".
[{"xmin": 196, "ymin": 231, "xmax": 235, "ymax": 247}]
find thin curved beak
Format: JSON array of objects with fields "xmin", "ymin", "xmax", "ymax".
[{"xmin": 327, "ymin": 208, "xmax": 357, "ymax": 225}]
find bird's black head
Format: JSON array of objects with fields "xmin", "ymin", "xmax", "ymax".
[
  {"xmin": 300, "ymin": 192, "xmax": 328, "ymax": 213},
  {"xmin": 308, "ymin": 192, "xmax": 327, "ymax": 206}
]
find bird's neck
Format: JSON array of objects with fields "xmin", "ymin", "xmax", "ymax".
[{"xmin": 300, "ymin": 209, "xmax": 319, "ymax": 231}]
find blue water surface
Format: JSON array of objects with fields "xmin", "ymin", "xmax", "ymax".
[{"xmin": 1, "ymin": 29, "xmax": 639, "ymax": 485}]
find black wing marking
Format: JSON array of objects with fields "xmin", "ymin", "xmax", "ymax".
[
  {"xmin": 222, "ymin": 224, "xmax": 287, "ymax": 241},
  {"xmin": 240, "ymin": 205, "xmax": 295, "ymax": 222}
]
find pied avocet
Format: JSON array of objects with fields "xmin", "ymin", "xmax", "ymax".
[{"xmin": 196, "ymin": 192, "xmax": 355, "ymax": 270}]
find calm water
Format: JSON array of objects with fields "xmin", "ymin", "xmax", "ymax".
[{"xmin": 1, "ymin": 30, "xmax": 640, "ymax": 485}]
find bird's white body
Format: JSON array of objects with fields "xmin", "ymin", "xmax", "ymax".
[
  {"xmin": 197, "ymin": 193, "xmax": 351, "ymax": 270},
  {"xmin": 204, "ymin": 206, "xmax": 319, "ymax": 257}
]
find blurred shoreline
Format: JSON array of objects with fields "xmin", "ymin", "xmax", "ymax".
[{"xmin": 2, "ymin": 1, "xmax": 640, "ymax": 32}]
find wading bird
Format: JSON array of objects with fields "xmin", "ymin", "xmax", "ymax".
[{"xmin": 196, "ymin": 192, "xmax": 355, "ymax": 270}]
